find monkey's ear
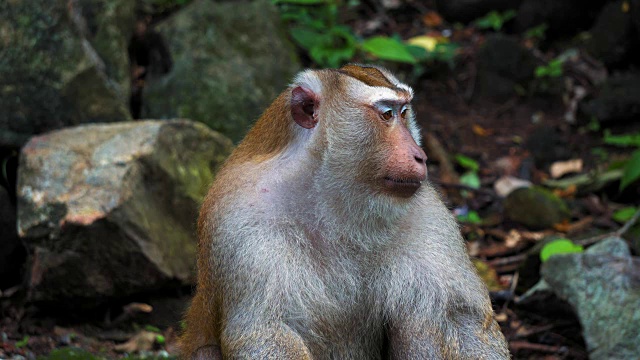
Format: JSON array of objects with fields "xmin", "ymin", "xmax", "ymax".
[{"xmin": 291, "ymin": 86, "xmax": 318, "ymax": 129}]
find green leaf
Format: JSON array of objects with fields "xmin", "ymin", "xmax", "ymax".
[
  {"xmin": 540, "ymin": 239, "xmax": 583, "ymax": 262},
  {"xmin": 155, "ymin": 335, "xmax": 166, "ymax": 345},
  {"xmin": 361, "ymin": 36, "xmax": 417, "ymax": 64},
  {"xmin": 16, "ymin": 336, "xmax": 30, "ymax": 348},
  {"xmin": 603, "ymin": 130, "xmax": 640, "ymax": 147},
  {"xmin": 459, "ymin": 171, "xmax": 481, "ymax": 189},
  {"xmin": 524, "ymin": 23, "xmax": 548, "ymax": 40},
  {"xmin": 455, "ymin": 154, "xmax": 480, "ymax": 172},
  {"xmin": 458, "ymin": 210, "xmax": 482, "ymax": 224},
  {"xmin": 289, "ymin": 27, "xmax": 324, "ymax": 50},
  {"xmin": 145, "ymin": 325, "xmax": 161, "ymax": 333},
  {"xmin": 474, "ymin": 10, "xmax": 516, "ymax": 31},
  {"xmin": 272, "ymin": 0, "xmax": 327, "ymax": 4},
  {"xmin": 620, "ymin": 149, "xmax": 640, "ymax": 190},
  {"xmin": 613, "ymin": 207, "xmax": 638, "ymax": 223}
]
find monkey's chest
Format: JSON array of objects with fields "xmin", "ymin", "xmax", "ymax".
[{"xmin": 284, "ymin": 269, "xmax": 385, "ymax": 353}]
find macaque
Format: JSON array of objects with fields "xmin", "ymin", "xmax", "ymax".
[{"xmin": 181, "ymin": 64, "xmax": 510, "ymax": 359}]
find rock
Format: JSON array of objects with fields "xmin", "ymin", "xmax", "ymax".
[
  {"xmin": 143, "ymin": 0, "xmax": 301, "ymax": 143},
  {"xmin": 0, "ymin": 0, "xmax": 132, "ymax": 149},
  {"xmin": 435, "ymin": 0, "xmax": 521, "ymax": 24},
  {"xmin": 17, "ymin": 120, "xmax": 233, "ymax": 302},
  {"xmin": 504, "ymin": 187, "xmax": 570, "ymax": 229},
  {"xmin": 524, "ymin": 126, "xmax": 570, "ymax": 168},
  {"xmin": 73, "ymin": 0, "xmax": 136, "ymax": 93},
  {"xmin": 585, "ymin": 0, "xmax": 637, "ymax": 69},
  {"xmin": 515, "ymin": 0, "xmax": 608, "ymax": 39},
  {"xmin": 475, "ymin": 34, "xmax": 538, "ymax": 101},
  {"xmin": 541, "ymin": 238, "xmax": 640, "ymax": 360},
  {"xmin": 580, "ymin": 72, "xmax": 640, "ymax": 124},
  {"xmin": 0, "ymin": 187, "xmax": 26, "ymax": 290}
]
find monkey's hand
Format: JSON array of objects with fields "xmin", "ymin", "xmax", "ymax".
[{"xmin": 221, "ymin": 321, "xmax": 312, "ymax": 359}]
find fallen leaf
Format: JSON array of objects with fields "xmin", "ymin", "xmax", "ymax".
[
  {"xmin": 422, "ymin": 11, "xmax": 443, "ymax": 27},
  {"xmin": 552, "ymin": 184, "xmax": 577, "ymax": 198},
  {"xmin": 114, "ymin": 331, "xmax": 157, "ymax": 353},
  {"xmin": 407, "ymin": 35, "xmax": 440, "ymax": 52},
  {"xmin": 472, "ymin": 124, "xmax": 494, "ymax": 137},
  {"xmin": 550, "ymin": 159, "xmax": 583, "ymax": 178},
  {"xmin": 494, "ymin": 176, "xmax": 532, "ymax": 197},
  {"xmin": 504, "ymin": 229, "xmax": 523, "ymax": 248}
]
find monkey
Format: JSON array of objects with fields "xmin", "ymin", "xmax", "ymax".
[{"xmin": 180, "ymin": 64, "xmax": 510, "ymax": 359}]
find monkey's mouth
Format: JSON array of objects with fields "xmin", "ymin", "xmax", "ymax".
[{"xmin": 383, "ymin": 177, "xmax": 422, "ymax": 197}]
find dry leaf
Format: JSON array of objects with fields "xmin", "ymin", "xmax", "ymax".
[
  {"xmin": 550, "ymin": 159, "xmax": 583, "ymax": 179},
  {"xmin": 407, "ymin": 35, "xmax": 441, "ymax": 52},
  {"xmin": 472, "ymin": 124, "xmax": 494, "ymax": 137},
  {"xmin": 494, "ymin": 176, "xmax": 532, "ymax": 197},
  {"xmin": 422, "ymin": 11, "xmax": 443, "ymax": 27},
  {"xmin": 114, "ymin": 331, "xmax": 157, "ymax": 353}
]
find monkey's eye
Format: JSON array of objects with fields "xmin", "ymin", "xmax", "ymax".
[
  {"xmin": 381, "ymin": 110, "xmax": 393, "ymax": 121},
  {"xmin": 401, "ymin": 108, "xmax": 408, "ymax": 119}
]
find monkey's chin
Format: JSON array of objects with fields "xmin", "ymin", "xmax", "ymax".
[{"xmin": 382, "ymin": 177, "xmax": 422, "ymax": 198}]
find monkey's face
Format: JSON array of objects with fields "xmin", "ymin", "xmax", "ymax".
[{"xmin": 325, "ymin": 78, "xmax": 426, "ymax": 200}]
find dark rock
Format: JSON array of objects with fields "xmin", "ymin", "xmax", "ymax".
[
  {"xmin": 633, "ymin": 0, "xmax": 640, "ymax": 40},
  {"xmin": 585, "ymin": 0, "xmax": 637, "ymax": 69},
  {"xmin": 515, "ymin": 0, "xmax": 608, "ymax": 39},
  {"xmin": 580, "ymin": 72, "xmax": 640, "ymax": 124},
  {"xmin": 435, "ymin": 0, "xmax": 521, "ymax": 24},
  {"xmin": 541, "ymin": 238, "xmax": 640, "ymax": 360},
  {"xmin": 504, "ymin": 187, "xmax": 570, "ymax": 229},
  {"xmin": 524, "ymin": 126, "xmax": 570, "ymax": 168},
  {"xmin": 475, "ymin": 34, "xmax": 538, "ymax": 101},
  {"xmin": 0, "ymin": 187, "xmax": 26, "ymax": 290},
  {"xmin": 143, "ymin": 0, "xmax": 301, "ymax": 143},
  {"xmin": 0, "ymin": 0, "xmax": 132, "ymax": 149},
  {"xmin": 17, "ymin": 120, "xmax": 233, "ymax": 302}
]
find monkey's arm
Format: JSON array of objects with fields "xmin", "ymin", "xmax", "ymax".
[
  {"xmin": 385, "ymin": 192, "xmax": 510, "ymax": 359},
  {"xmin": 211, "ymin": 221, "xmax": 313, "ymax": 359}
]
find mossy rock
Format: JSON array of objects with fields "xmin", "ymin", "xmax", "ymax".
[{"xmin": 504, "ymin": 187, "xmax": 570, "ymax": 229}]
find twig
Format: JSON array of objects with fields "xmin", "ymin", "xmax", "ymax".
[
  {"xmin": 431, "ymin": 180, "xmax": 497, "ymax": 197},
  {"xmin": 577, "ymin": 208, "xmax": 640, "ymax": 246},
  {"xmin": 487, "ymin": 254, "xmax": 526, "ymax": 267},
  {"xmin": 509, "ymin": 340, "xmax": 565, "ymax": 354}
]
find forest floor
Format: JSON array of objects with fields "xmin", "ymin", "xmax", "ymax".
[{"xmin": 3, "ymin": 2, "xmax": 640, "ymax": 360}]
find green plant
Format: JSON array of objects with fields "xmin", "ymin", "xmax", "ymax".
[
  {"xmin": 274, "ymin": 0, "xmax": 458, "ymax": 68},
  {"xmin": 540, "ymin": 239, "xmax": 583, "ymax": 262},
  {"xmin": 16, "ymin": 336, "xmax": 30, "ymax": 348},
  {"xmin": 457, "ymin": 210, "xmax": 482, "ymax": 224},
  {"xmin": 613, "ymin": 207, "xmax": 638, "ymax": 223},
  {"xmin": 535, "ymin": 58, "xmax": 563, "ymax": 78},
  {"xmin": 474, "ymin": 10, "xmax": 517, "ymax": 31},
  {"xmin": 603, "ymin": 130, "xmax": 640, "ymax": 190},
  {"xmin": 524, "ymin": 23, "xmax": 548, "ymax": 40},
  {"xmin": 274, "ymin": 0, "xmax": 357, "ymax": 67}
]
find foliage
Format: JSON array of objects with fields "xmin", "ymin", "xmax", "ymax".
[
  {"xmin": 540, "ymin": 239, "xmax": 584, "ymax": 262},
  {"xmin": 455, "ymin": 154, "xmax": 480, "ymax": 172},
  {"xmin": 144, "ymin": 325, "xmax": 162, "ymax": 333},
  {"xmin": 361, "ymin": 36, "xmax": 416, "ymax": 64},
  {"xmin": 524, "ymin": 23, "xmax": 548, "ymax": 40},
  {"xmin": 474, "ymin": 10, "xmax": 517, "ymax": 31},
  {"xmin": 603, "ymin": 130, "xmax": 640, "ymax": 190},
  {"xmin": 273, "ymin": 0, "xmax": 458, "ymax": 67},
  {"xmin": 274, "ymin": 0, "xmax": 357, "ymax": 67},
  {"xmin": 613, "ymin": 207, "xmax": 638, "ymax": 223},
  {"xmin": 535, "ymin": 58, "xmax": 563, "ymax": 78},
  {"xmin": 457, "ymin": 210, "xmax": 482, "ymax": 224},
  {"xmin": 620, "ymin": 150, "xmax": 640, "ymax": 190},
  {"xmin": 603, "ymin": 130, "xmax": 640, "ymax": 147},
  {"xmin": 16, "ymin": 336, "xmax": 30, "ymax": 348}
]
